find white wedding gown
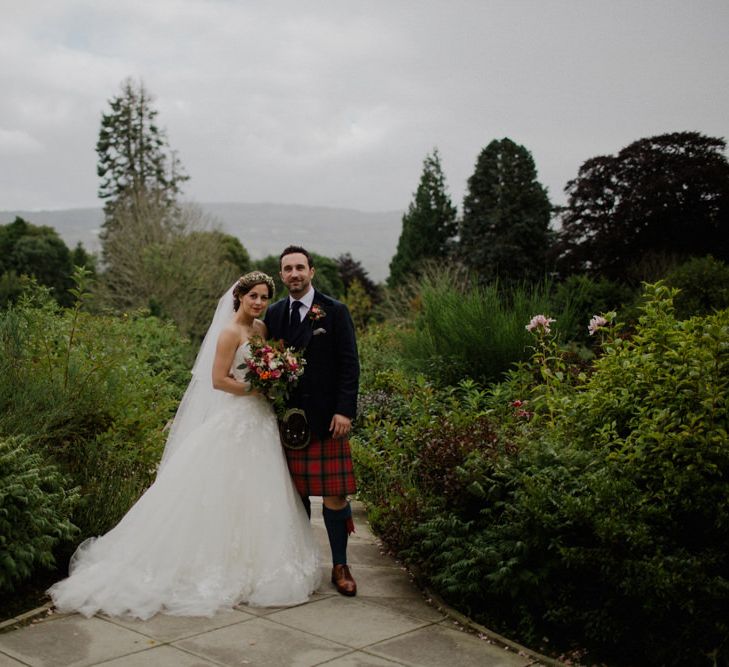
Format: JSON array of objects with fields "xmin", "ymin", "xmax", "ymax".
[{"xmin": 48, "ymin": 343, "xmax": 321, "ymax": 619}]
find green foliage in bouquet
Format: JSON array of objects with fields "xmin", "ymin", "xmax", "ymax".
[{"xmin": 0, "ymin": 436, "xmax": 78, "ymax": 592}]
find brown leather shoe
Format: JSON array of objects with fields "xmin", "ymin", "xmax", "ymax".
[{"xmin": 331, "ymin": 564, "xmax": 357, "ymax": 597}]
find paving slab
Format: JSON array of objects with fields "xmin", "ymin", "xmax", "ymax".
[
  {"xmin": 367, "ymin": 623, "xmax": 531, "ymax": 667},
  {"xmin": 0, "ymin": 616, "xmax": 153, "ymax": 667},
  {"xmin": 173, "ymin": 615, "xmax": 350, "ymax": 666},
  {"xmin": 97, "ymin": 644, "xmax": 221, "ymax": 666},
  {"xmin": 0, "ymin": 653, "xmax": 28, "ymax": 667},
  {"xmin": 106, "ymin": 607, "xmax": 254, "ymax": 642},
  {"xmin": 0, "ymin": 499, "xmax": 546, "ymax": 666},
  {"xmin": 318, "ymin": 652, "xmax": 407, "ymax": 666},
  {"xmin": 356, "ymin": 596, "xmax": 445, "ymax": 624},
  {"xmin": 345, "ymin": 566, "xmax": 421, "ymax": 600},
  {"xmin": 345, "ymin": 542, "xmax": 398, "ymax": 568},
  {"xmin": 237, "ymin": 592, "xmax": 334, "ymax": 617},
  {"xmin": 267, "ymin": 595, "xmax": 428, "ymax": 649}
]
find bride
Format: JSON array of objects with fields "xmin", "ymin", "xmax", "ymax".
[{"xmin": 48, "ymin": 272, "xmax": 321, "ymax": 619}]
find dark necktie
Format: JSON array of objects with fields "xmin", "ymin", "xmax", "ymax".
[{"xmin": 290, "ymin": 300, "xmax": 303, "ymax": 330}]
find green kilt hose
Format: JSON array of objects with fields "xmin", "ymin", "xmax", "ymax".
[{"xmin": 285, "ymin": 435, "xmax": 357, "ymax": 497}]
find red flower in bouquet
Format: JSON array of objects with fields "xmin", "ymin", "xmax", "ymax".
[{"xmin": 239, "ymin": 337, "xmax": 306, "ymax": 414}]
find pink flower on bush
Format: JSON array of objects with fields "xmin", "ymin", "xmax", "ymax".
[
  {"xmin": 526, "ymin": 314, "xmax": 555, "ymax": 334},
  {"xmin": 510, "ymin": 399, "xmax": 532, "ymax": 419},
  {"xmin": 588, "ymin": 314, "xmax": 609, "ymax": 336}
]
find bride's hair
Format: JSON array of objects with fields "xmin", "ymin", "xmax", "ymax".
[{"xmin": 233, "ymin": 271, "xmax": 275, "ymax": 311}]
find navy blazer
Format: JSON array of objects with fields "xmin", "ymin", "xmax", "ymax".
[{"xmin": 264, "ymin": 290, "xmax": 359, "ymax": 439}]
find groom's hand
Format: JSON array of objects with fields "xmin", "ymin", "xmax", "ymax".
[{"xmin": 329, "ymin": 414, "xmax": 352, "ymax": 440}]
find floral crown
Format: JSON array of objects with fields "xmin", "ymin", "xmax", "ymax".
[{"xmin": 234, "ymin": 271, "xmax": 275, "ymax": 298}]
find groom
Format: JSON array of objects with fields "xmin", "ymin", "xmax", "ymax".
[{"xmin": 264, "ymin": 245, "xmax": 360, "ymax": 596}]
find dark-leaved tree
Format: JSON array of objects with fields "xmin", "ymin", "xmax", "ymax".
[
  {"xmin": 458, "ymin": 138, "xmax": 552, "ymax": 285},
  {"xmin": 337, "ymin": 253, "xmax": 380, "ymax": 329},
  {"xmin": 553, "ymin": 131, "xmax": 729, "ymax": 282},
  {"xmin": 336, "ymin": 253, "xmax": 379, "ymax": 302},
  {"xmin": 0, "ymin": 217, "xmax": 78, "ymax": 307},
  {"xmin": 388, "ymin": 149, "xmax": 457, "ymax": 287}
]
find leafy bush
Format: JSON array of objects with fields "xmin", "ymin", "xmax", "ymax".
[
  {"xmin": 355, "ymin": 322, "xmax": 406, "ymax": 391},
  {"xmin": 549, "ymin": 274, "xmax": 636, "ymax": 342},
  {"xmin": 355, "ymin": 284, "xmax": 729, "ymax": 665},
  {"xmin": 352, "ymin": 368, "xmax": 513, "ymax": 558},
  {"xmin": 0, "ymin": 437, "xmax": 78, "ymax": 592},
  {"xmin": 483, "ymin": 286, "xmax": 729, "ymax": 665},
  {"xmin": 664, "ymin": 255, "xmax": 729, "ymax": 319},
  {"xmin": 0, "ymin": 275, "xmax": 191, "ymax": 539},
  {"xmin": 396, "ymin": 269, "xmax": 577, "ymax": 385}
]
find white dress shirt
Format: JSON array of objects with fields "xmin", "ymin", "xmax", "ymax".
[{"xmin": 288, "ymin": 287, "xmax": 315, "ymax": 321}]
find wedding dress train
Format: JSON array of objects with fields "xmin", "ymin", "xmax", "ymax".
[{"xmin": 48, "ymin": 343, "xmax": 321, "ymax": 619}]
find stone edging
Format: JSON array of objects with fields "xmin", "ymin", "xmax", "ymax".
[
  {"xmin": 361, "ymin": 518, "xmax": 566, "ymax": 666},
  {"xmin": 420, "ymin": 584, "xmax": 566, "ymax": 667},
  {"xmin": 0, "ymin": 602, "xmax": 54, "ymax": 634}
]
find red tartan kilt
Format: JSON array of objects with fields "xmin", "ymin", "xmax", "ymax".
[{"xmin": 285, "ymin": 435, "xmax": 357, "ymax": 497}]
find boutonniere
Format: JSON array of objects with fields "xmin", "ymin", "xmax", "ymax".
[{"xmin": 308, "ymin": 304, "xmax": 327, "ymax": 322}]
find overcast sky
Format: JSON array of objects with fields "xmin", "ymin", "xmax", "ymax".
[{"xmin": 2, "ymin": 1, "xmax": 728, "ymax": 214}]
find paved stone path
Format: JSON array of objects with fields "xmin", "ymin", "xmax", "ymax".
[{"xmin": 0, "ymin": 500, "xmax": 547, "ymax": 667}]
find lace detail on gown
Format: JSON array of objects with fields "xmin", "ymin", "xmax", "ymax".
[{"xmin": 48, "ymin": 343, "xmax": 320, "ymax": 619}]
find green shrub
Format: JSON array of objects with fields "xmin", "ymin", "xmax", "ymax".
[
  {"xmin": 0, "ymin": 276, "xmax": 191, "ymax": 538},
  {"xmin": 356, "ymin": 283, "xmax": 729, "ymax": 665},
  {"xmin": 396, "ymin": 270, "xmax": 576, "ymax": 385},
  {"xmin": 352, "ymin": 369, "xmax": 511, "ymax": 555},
  {"xmin": 664, "ymin": 255, "xmax": 729, "ymax": 319},
  {"xmin": 0, "ymin": 436, "xmax": 78, "ymax": 592},
  {"xmin": 478, "ymin": 286, "xmax": 728, "ymax": 664},
  {"xmin": 550, "ymin": 274, "xmax": 636, "ymax": 342},
  {"xmin": 355, "ymin": 321, "xmax": 406, "ymax": 391}
]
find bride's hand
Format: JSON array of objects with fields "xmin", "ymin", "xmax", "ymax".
[{"xmin": 241, "ymin": 381, "xmax": 261, "ymax": 397}]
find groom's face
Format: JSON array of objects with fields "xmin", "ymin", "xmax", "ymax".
[{"xmin": 280, "ymin": 252, "xmax": 315, "ymax": 298}]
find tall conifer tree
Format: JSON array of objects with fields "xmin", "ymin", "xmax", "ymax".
[
  {"xmin": 388, "ymin": 149, "xmax": 457, "ymax": 287},
  {"xmin": 96, "ymin": 78, "xmax": 188, "ymax": 243},
  {"xmin": 459, "ymin": 138, "xmax": 551, "ymax": 284}
]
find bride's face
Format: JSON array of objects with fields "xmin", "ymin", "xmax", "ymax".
[{"xmin": 241, "ymin": 284, "xmax": 270, "ymax": 319}]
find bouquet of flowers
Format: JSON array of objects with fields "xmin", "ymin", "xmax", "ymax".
[{"xmin": 239, "ymin": 336, "xmax": 306, "ymax": 415}]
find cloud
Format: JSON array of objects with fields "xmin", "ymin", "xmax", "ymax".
[
  {"xmin": 0, "ymin": 128, "xmax": 44, "ymax": 156},
  {"xmin": 0, "ymin": 1, "xmax": 727, "ymax": 211}
]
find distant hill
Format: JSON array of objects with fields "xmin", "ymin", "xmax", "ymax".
[{"xmin": 0, "ymin": 202, "xmax": 404, "ymax": 283}]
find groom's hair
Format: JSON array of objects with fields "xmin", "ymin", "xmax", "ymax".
[{"xmin": 279, "ymin": 245, "xmax": 314, "ymax": 269}]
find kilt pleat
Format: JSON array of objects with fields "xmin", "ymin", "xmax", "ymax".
[{"xmin": 285, "ymin": 436, "xmax": 357, "ymax": 497}]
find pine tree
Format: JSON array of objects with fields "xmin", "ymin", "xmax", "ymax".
[
  {"xmin": 388, "ymin": 149, "xmax": 457, "ymax": 287},
  {"xmin": 459, "ymin": 138, "xmax": 552, "ymax": 284},
  {"xmin": 96, "ymin": 78, "xmax": 188, "ymax": 240}
]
